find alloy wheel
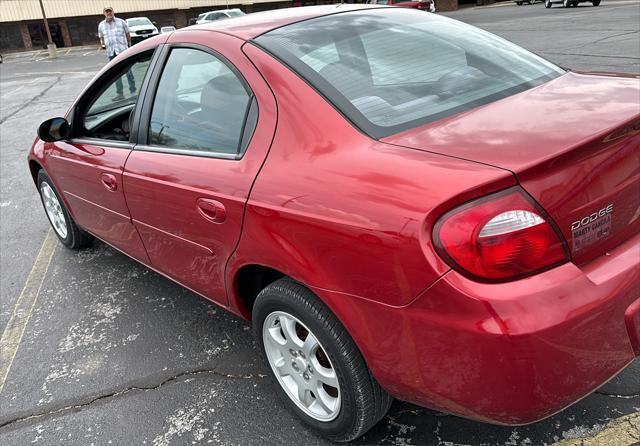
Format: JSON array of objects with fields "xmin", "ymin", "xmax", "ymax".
[
  {"xmin": 263, "ymin": 311, "xmax": 341, "ymax": 422},
  {"xmin": 40, "ymin": 181, "xmax": 68, "ymax": 238}
]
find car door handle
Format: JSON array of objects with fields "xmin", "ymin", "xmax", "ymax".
[
  {"xmin": 100, "ymin": 173, "xmax": 118, "ymax": 191},
  {"xmin": 197, "ymin": 198, "xmax": 226, "ymax": 224}
]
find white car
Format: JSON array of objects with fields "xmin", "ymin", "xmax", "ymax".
[
  {"xmin": 126, "ymin": 17, "xmax": 159, "ymax": 44},
  {"xmin": 195, "ymin": 9, "xmax": 245, "ymax": 25}
]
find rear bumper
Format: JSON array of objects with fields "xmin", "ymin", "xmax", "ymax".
[{"xmin": 315, "ymin": 232, "xmax": 639, "ymax": 424}]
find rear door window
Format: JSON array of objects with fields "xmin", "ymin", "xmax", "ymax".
[{"xmin": 147, "ymin": 47, "xmax": 253, "ymax": 156}]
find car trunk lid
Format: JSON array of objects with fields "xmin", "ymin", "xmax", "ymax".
[{"xmin": 383, "ymin": 72, "xmax": 640, "ymax": 265}]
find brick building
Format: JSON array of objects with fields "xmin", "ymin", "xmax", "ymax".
[
  {"xmin": 0, "ymin": 0, "xmax": 471, "ymax": 53},
  {"xmin": 0, "ymin": 0, "xmax": 291, "ymax": 52}
]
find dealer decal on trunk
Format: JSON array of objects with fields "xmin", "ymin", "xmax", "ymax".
[{"xmin": 571, "ymin": 204, "xmax": 613, "ymax": 253}]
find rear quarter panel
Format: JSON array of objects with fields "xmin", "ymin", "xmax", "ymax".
[{"xmin": 226, "ymin": 44, "xmax": 515, "ymax": 311}]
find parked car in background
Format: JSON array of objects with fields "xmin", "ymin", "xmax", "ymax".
[
  {"xmin": 545, "ymin": 0, "xmax": 600, "ymax": 6},
  {"xmin": 196, "ymin": 8, "xmax": 246, "ymax": 24},
  {"xmin": 160, "ymin": 26, "xmax": 176, "ymax": 34},
  {"xmin": 367, "ymin": 0, "xmax": 436, "ymax": 12},
  {"xmin": 30, "ymin": 5, "xmax": 640, "ymax": 443},
  {"xmin": 126, "ymin": 17, "xmax": 159, "ymax": 43}
]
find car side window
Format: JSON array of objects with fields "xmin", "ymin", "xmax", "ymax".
[
  {"xmin": 81, "ymin": 53, "xmax": 152, "ymax": 141},
  {"xmin": 148, "ymin": 48, "xmax": 252, "ymax": 156}
]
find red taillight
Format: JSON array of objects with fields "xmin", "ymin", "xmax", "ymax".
[{"xmin": 434, "ymin": 187, "xmax": 569, "ymax": 281}]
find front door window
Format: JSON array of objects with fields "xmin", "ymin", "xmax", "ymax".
[{"xmin": 80, "ymin": 54, "xmax": 152, "ymax": 141}]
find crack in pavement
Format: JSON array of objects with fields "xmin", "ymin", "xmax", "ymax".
[
  {"xmin": 558, "ymin": 30, "xmax": 640, "ymax": 55},
  {"xmin": 0, "ymin": 76, "xmax": 61, "ymax": 125},
  {"xmin": 0, "ymin": 367, "xmax": 267, "ymax": 431},
  {"xmin": 595, "ymin": 390, "xmax": 640, "ymax": 399},
  {"xmin": 539, "ymin": 51, "xmax": 640, "ymax": 60},
  {"xmin": 565, "ymin": 30, "xmax": 640, "ymax": 51}
]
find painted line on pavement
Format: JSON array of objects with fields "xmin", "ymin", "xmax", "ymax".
[
  {"xmin": 0, "ymin": 229, "xmax": 57, "ymax": 394},
  {"xmin": 551, "ymin": 413, "xmax": 640, "ymax": 446}
]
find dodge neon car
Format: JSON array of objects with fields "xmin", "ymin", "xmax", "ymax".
[{"xmin": 30, "ymin": 5, "xmax": 640, "ymax": 442}]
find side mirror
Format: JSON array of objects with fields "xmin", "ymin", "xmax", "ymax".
[{"xmin": 38, "ymin": 117, "xmax": 70, "ymax": 142}]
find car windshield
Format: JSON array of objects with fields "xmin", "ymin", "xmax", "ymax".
[
  {"xmin": 127, "ymin": 18, "xmax": 152, "ymax": 26},
  {"xmin": 226, "ymin": 10, "xmax": 246, "ymax": 17},
  {"xmin": 255, "ymin": 8, "xmax": 564, "ymax": 138}
]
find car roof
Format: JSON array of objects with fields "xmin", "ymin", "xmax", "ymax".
[
  {"xmin": 126, "ymin": 17, "xmax": 151, "ymax": 21},
  {"xmin": 187, "ymin": 5, "xmax": 383, "ymax": 40}
]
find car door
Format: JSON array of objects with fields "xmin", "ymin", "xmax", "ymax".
[
  {"xmin": 123, "ymin": 31, "xmax": 277, "ymax": 305},
  {"xmin": 44, "ymin": 46, "xmax": 162, "ymax": 263}
]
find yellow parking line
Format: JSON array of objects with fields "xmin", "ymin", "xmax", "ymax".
[
  {"xmin": 0, "ymin": 229, "xmax": 57, "ymax": 394},
  {"xmin": 552, "ymin": 413, "xmax": 640, "ymax": 446}
]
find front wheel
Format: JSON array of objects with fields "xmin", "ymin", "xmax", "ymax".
[
  {"xmin": 37, "ymin": 170, "xmax": 93, "ymax": 249},
  {"xmin": 592, "ymin": 0, "xmax": 600, "ymax": 5},
  {"xmin": 545, "ymin": 0, "xmax": 553, "ymax": 7},
  {"xmin": 253, "ymin": 279, "xmax": 392, "ymax": 442},
  {"xmin": 563, "ymin": 0, "xmax": 571, "ymax": 6}
]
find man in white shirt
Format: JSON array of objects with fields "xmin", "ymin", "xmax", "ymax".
[{"xmin": 98, "ymin": 7, "xmax": 135, "ymax": 100}]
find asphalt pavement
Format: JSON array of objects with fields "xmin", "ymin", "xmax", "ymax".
[{"xmin": 1, "ymin": 2, "xmax": 639, "ymax": 445}]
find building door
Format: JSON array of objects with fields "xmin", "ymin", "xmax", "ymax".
[{"xmin": 28, "ymin": 22, "xmax": 64, "ymax": 49}]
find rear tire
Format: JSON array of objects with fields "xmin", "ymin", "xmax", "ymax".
[
  {"xmin": 563, "ymin": 0, "xmax": 571, "ymax": 7},
  {"xmin": 37, "ymin": 170, "xmax": 93, "ymax": 249},
  {"xmin": 592, "ymin": 0, "xmax": 600, "ymax": 4},
  {"xmin": 545, "ymin": 0, "xmax": 553, "ymax": 7},
  {"xmin": 253, "ymin": 278, "xmax": 392, "ymax": 442},
  {"xmin": 516, "ymin": 1, "xmax": 523, "ymax": 5}
]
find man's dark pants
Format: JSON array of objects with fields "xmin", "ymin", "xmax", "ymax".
[{"xmin": 109, "ymin": 54, "xmax": 136, "ymax": 95}]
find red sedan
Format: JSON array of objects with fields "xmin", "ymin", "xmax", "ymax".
[{"xmin": 29, "ymin": 5, "xmax": 639, "ymax": 442}]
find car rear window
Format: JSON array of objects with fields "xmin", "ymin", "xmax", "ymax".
[{"xmin": 254, "ymin": 8, "xmax": 564, "ymax": 138}]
